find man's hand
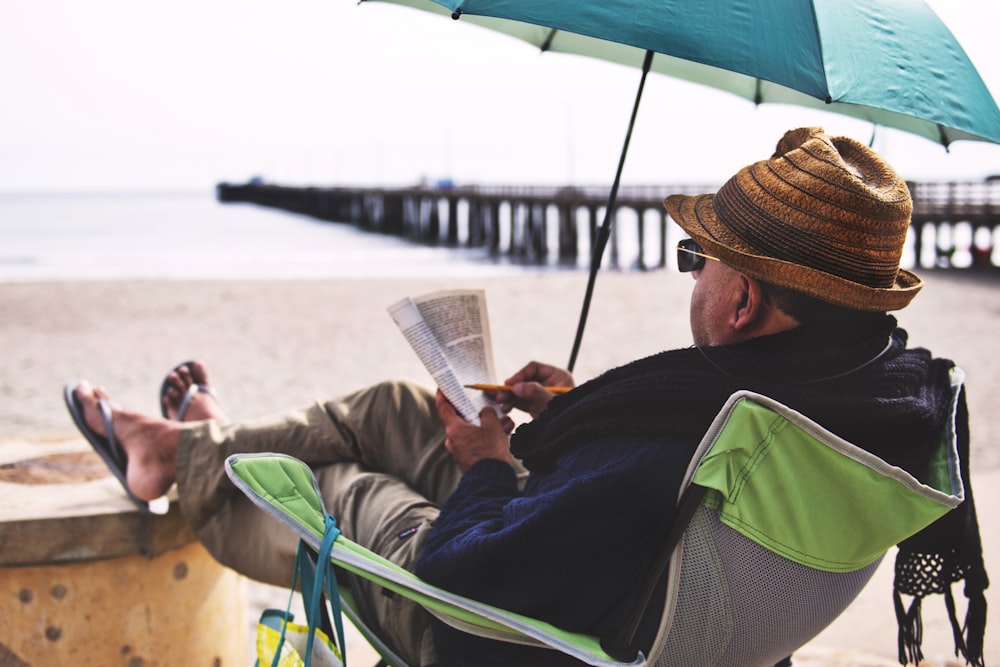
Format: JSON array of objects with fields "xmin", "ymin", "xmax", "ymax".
[
  {"xmin": 493, "ymin": 361, "xmax": 575, "ymax": 418},
  {"xmin": 435, "ymin": 390, "xmax": 514, "ymax": 473}
]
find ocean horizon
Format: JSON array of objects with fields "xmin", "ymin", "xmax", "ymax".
[{"xmin": 0, "ymin": 190, "xmax": 559, "ymax": 282}]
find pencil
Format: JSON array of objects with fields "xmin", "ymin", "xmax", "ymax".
[{"xmin": 464, "ymin": 383, "xmax": 574, "ymax": 394}]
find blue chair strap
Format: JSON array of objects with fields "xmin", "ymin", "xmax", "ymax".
[{"xmin": 298, "ymin": 514, "xmax": 348, "ymax": 666}]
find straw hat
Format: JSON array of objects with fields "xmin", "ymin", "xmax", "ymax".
[{"xmin": 664, "ymin": 127, "xmax": 922, "ymax": 311}]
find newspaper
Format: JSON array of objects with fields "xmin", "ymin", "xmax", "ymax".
[{"xmin": 387, "ymin": 289, "xmax": 499, "ymax": 424}]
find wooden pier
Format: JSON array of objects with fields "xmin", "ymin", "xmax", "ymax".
[{"xmin": 217, "ymin": 180, "xmax": 1000, "ymax": 272}]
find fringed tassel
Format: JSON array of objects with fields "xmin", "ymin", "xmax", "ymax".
[
  {"xmin": 960, "ymin": 582, "xmax": 988, "ymax": 667},
  {"xmin": 943, "ymin": 587, "xmax": 969, "ymax": 662},
  {"xmin": 894, "ymin": 592, "xmax": 924, "ymax": 665},
  {"xmin": 901, "ymin": 583, "xmax": 988, "ymax": 667}
]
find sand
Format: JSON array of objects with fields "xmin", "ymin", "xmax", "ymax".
[{"xmin": 1, "ymin": 270, "xmax": 996, "ymax": 665}]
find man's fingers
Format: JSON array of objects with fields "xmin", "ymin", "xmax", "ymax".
[
  {"xmin": 479, "ymin": 406, "xmax": 500, "ymax": 428},
  {"xmin": 435, "ymin": 389, "xmax": 459, "ymax": 421},
  {"xmin": 482, "ymin": 407, "xmax": 519, "ymax": 437}
]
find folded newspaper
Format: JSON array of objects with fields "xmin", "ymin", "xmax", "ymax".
[{"xmin": 387, "ymin": 289, "xmax": 500, "ymax": 425}]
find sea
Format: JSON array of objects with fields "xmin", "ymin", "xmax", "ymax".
[{"xmin": 0, "ymin": 190, "xmax": 555, "ymax": 282}]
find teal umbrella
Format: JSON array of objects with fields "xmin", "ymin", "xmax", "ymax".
[{"xmin": 356, "ymin": 0, "xmax": 1000, "ymax": 369}]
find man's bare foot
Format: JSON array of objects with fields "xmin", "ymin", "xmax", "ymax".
[
  {"xmin": 73, "ymin": 381, "xmax": 181, "ymax": 502},
  {"xmin": 161, "ymin": 361, "xmax": 229, "ymax": 424}
]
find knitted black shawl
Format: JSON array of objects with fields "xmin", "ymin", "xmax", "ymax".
[{"xmin": 510, "ymin": 317, "xmax": 986, "ymax": 665}]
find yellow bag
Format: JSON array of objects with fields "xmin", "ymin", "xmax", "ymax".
[{"xmin": 256, "ymin": 609, "xmax": 342, "ymax": 667}]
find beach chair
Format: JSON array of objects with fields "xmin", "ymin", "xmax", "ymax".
[{"xmin": 226, "ymin": 383, "xmax": 966, "ymax": 667}]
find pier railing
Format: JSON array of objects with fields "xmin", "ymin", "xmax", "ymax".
[{"xmin": 217, "ymin": 180, "xmax": 1000, "ymax": 273}]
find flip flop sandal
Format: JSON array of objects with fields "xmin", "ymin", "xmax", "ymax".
[
  {"xmin": 63, "ymin": 383, "xmax": 149, "ymax": 512},
  {"xmin": 159, "ymin": 360, "xmax": 220, "ymax": 420}
]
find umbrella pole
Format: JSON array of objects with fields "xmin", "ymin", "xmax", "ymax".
[{"xmin": 567, "ymin": 49, "xmax": 654, "ymax": 372}]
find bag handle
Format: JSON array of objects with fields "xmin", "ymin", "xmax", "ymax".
[
  {"xmin": 303, "ymin": 515, "xmax": 347, "ymax": 665},
  {"xmin": 271, "ymin": 514, "xmax": 349, "ymax": 667}
]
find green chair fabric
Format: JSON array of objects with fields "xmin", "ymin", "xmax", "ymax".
[{"xmin": 691, "ymin": 392, "xmax": 964, "ymax": 572}]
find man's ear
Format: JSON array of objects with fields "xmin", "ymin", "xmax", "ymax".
[{"xmin": 731, "ymin": 274, "xmax": 765, "ymax": 332}]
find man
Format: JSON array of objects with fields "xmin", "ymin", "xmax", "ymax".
[{"xmin": 65, "ymin": 127, "xmax": 986, "ymax": 666}]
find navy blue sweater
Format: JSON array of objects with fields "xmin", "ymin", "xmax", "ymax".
[{"xmin": 416, "ymin": 434, "xmax": 688, "ymax": 666}]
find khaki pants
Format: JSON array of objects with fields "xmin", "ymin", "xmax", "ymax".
[{"xmin": 176, "ymin": 380, "xmax": 461, "ymax": 666}]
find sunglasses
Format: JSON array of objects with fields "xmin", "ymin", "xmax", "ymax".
[{"xmin": 676, "ymin": 238, "xmax": 721, "ymax": 273}]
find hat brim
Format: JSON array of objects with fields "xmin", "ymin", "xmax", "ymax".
[{"xmin": 664, "ymin": 193, "xmax": 922, "ymax": 311}]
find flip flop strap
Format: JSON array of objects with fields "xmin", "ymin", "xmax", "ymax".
[
  {"xmin": 176, "ymin": 384, "xmax": 218, "ymax": 421},
  {"xmin": 98, "ymin": 397, "xmax": 125, "ymax": 470}
]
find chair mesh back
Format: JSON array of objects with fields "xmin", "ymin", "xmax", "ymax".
[{"xmin": 651, "ymin": 507, "xmax": 882, "ymax": 667}]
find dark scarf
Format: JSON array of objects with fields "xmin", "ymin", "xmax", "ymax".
[
  {"xmin": 511, "ymin": 317, "xmax": 986, "ymax": 665},
  {"xmin": 894, "ymin": 387, "xmax": 989, "ymax": 667}
]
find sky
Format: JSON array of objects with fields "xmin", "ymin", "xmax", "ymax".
[{"xmin": 1, "ymin": 0, "xmax": 999, "ymax": 192}]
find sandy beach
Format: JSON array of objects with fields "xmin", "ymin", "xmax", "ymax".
[{"xmin": 2, "ymin": 270, "xmax": 996, "ymax": 665}]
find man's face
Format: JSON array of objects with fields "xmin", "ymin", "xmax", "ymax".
[{"xmin": 688, "ymin": 258, "xmax": 745, "ymax": 348}]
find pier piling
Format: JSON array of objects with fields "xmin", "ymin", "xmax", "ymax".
[{"xmin": 217, "ymin": 181, "xmax": 1000, "ymax": 273}]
